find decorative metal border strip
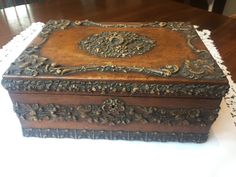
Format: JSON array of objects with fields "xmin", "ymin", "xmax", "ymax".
[
  {"xmin": 22, "ymin": 128, "xmax": 208, "ymax": 143},
  {"xmin": 13, "ymin": 99, "xmax": 219, "ymax": 126},
  {"xmin": 2, "ymin": 79, "xmax": 229, "ymax": 98}
]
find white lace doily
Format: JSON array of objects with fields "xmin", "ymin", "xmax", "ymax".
[{"xmin": 195, "ymin": 28, "xmax": 236, "ymax": 129}]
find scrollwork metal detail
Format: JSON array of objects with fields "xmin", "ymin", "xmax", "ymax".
[
  {"xmin": 40, "ymin": 19, "xmax": 71, "ymax": 38},
  {"xmin": 181, "ymin": 58, "xmax": 221, "ymax": 80},
  {"xmin": 74, "ymin": 20, "xmax": 168, "ymax": 28},
  {"xmin": 4, "ymin": 44, "xmax": 178, "ymax": 77}
]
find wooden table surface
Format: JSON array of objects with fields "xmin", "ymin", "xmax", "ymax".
[{"xmin": 0, "ymin": 0, "xmax": 236, "ymax": 81}]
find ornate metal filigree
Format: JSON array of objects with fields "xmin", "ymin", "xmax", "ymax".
[
  {"xmin": 181, "ymin": 59, "xmax": 221, "ymax": 80},
  {"xmin": 4, "ymin": 45, "xmax": 178, "ymax": 77},
  {"xmin": 179, "ymin": 37, "xmax": 225, "ymax": 80},
  {"xmin": 14, "ymin": 103, "xmax": 80, "ymax": 121},
  {"xmin": 1, "ymin": 20, "xmax": 227, "ymax": 81},
  {"xmin": 40, "ymin": 19, "xmax": 71, "ymax": 38},
  {"xmin": 22, "ymin": 128, "xmax": 208, "ymax": 143},
  {"xmin": 74, "ymin": 20, "xmax": 168, "ymax": 28},
  {"xmin": 2, "ymin": 79, "xmax": 229, "ymax": 98},
  {"xmin": 14, "ymin": 99, "xmax": 219, "ymax": 126},
  {"xmin": 80, "ymin": 31, "xmax": 155, "ymax": 58},
  {"xmin": 101, "ymin": 98, "xmax": 125, "ymax": 116}
]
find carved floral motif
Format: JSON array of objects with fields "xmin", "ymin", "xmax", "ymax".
[
  {"xmin": 2, "ymin": 79, "xmax": 229, "ymax": 98},
  {"xmin": 14, "ymin": 98, "xmax": 219, "ymax": 126},
  {"xmin": 80, "ymin": 31, "xmax": 156, "ymax": 58}
]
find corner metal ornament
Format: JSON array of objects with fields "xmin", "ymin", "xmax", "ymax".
[
  {"xmin": 79, "ymin": 31, "xmax": 156, "ymax": 58},
  {"xmin": 181, "ymin": 58, "xmax": 215, "ymax": 79}
]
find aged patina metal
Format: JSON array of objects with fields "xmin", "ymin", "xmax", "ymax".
[
  {"xmin": 14, "ymin": 98, "xmax": 219, "ymax": 126},
  {"xmin": 2, "ymin": 79, "xmax": 229, "ymax": 98},
  {"xmin": 3, "ymin": 46, "xmax": 179, "ymax": 77},
  {"xmin": 2, "ymin": 20, "xmax": 226, "ymax": 80},
  {"xmin": 22, "ymin": 128, "xmax": 208, "ymax": 143},
  {"xmin": 74, "ymin": 20, "xmax": 168, "ymax": 28},
  {"xmin": 40, "ymin": 19, "xmax": 71, "ymax": 38},
  {"xmin": 80, "ymin": 31, "xmax": 156, "ymax": 58},
  {"xmin": 181, "ymin": 58, "xmax": 219, "ymax": 80}
]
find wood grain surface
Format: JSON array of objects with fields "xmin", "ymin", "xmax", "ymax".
[
  {"xmin": 41, "ymin": 27, "xmax": 195, "ymax": 69},
  {"xmin": 37, "ymin": 24, "xmax": 213, "ymax": 83}
]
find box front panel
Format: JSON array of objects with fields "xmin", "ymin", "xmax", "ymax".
[{"xmin": 10, "ymin": 93, "xmax": 221, "ymax": 142}]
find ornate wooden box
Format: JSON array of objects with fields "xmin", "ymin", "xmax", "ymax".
[{"xmin": 1, "ymin": 20, "xmax": 229, "ymax": 143}]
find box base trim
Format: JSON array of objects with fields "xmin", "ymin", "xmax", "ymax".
[{"xmin": 22, "ymin": 128, "xmax": 208, "ymax": 143}]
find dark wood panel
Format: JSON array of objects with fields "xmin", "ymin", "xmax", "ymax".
[
  {"xmin": 10, "ymin": 93, "xmax": 221, "ymax": 109},
  {"xmin": 20, "ymin": 119, "xmax": 210, "ymax": 133}
]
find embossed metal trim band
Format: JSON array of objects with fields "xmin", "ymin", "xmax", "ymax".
[
  {"xmin": 22, "ymin": 128, "xmax": 208, "ymax": 143},
  {"xmin": 74, "ymin": 20, "xmax": 169, "ymax": 28},
  {"xmin": 2, "ymin": 79, "xmax": 229, "ymax": 98},
  {"xmin": 2, "ymin": 20, "xmax": 226, "ymax": 80},
  {"xmin": 14, "ymin": 99, "xmax": 219, "ymax": 126}
]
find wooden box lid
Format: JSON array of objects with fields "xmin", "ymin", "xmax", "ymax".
[{"xmin": 2, "ymin": 20, "xmax": 229, "ymax": 98}]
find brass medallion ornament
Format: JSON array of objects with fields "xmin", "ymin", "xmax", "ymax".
[
  {"xmin": 101, "ymin": 98, "xmax": 125, "ymax": 116},
  {"xmin": 79, "ymin": 31, "xmax": 156, "ymax": 58}
]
